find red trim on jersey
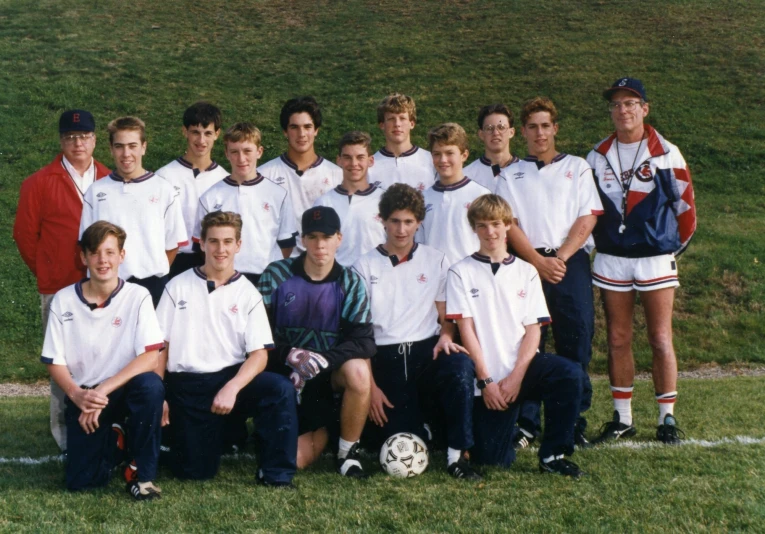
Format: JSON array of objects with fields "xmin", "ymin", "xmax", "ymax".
[
  {"xmin": 145, "ymin": 343, "xmax": 164, "ymax": 352},
  {"xmin": 177, "ymin": 241, "xmax": 190, "ymax": 248},
  {"xmin": 591, "ymin": 209, "xmax": 605, "ymax": 215},
  {"xmin": 445, "ymin": 314, "xmax": 463, "ymax": 320}
]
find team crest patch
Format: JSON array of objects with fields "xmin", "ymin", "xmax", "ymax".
[
  {"xmin": 229, "ymin": 305, "xmax": 238, "ymax": 314},
  {"xmin": 635, "ymin": 162, "xmax": 653, "ymax": 183},
  {"xmin": 263, "ymin": 202, "xmax": 270, "ymax": 211},
  {"xmin": 148, "ymin": 195, "xmax": 159, "ymax": 204},
  {"xmin": 417, "ymin": 183, "xmax": 426, "ymax": 191},
  {"xmin": 417, "ymin": 273, "xmax": 427, "ymax": 284},
  {"xmin": 112, "ymin": 317, "xmax": 122, "ymax": 328},
  {"xmin": 322, "ymin": 178, "xmax": 330, "ymax": 186},
  {"xmin": 565, "ymin": 171, "xmax": 573, "ymax": 180},
  {"xmin": 517, "ymin": 289, "xmax": 526, "ymax": 299},
  {"xmin": 464, "ymin": 202, "xmax": 471, "ymax": 210}
]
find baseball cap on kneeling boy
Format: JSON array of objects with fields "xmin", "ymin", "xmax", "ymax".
[
  {"xmin": 302, "ymin": 206, "xmax": 341, "ymax": 236},
  {"xmin": 59, "ymin": 109, "xmax": 96, "ymax": 133},
  {"xmin": 603, "ymin": 78, "xmax": 648, "ymax": 102}
]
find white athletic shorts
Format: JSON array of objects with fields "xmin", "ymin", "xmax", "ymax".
[{"xmin": 592, "ymin": 253, "xmax": 679, "ymax": 292}]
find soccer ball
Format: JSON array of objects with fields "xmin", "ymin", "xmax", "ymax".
[{"xmin": 379, "ymin": 432, "xmax": 429, "ymax": 478}]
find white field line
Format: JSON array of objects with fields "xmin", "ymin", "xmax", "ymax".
[{"xmin": 1, "ymin": 436, "xmax": 764, "ymax": 465}]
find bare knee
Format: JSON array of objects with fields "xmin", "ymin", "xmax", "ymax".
[
  {"xmin": 297, "ymin": 429, "xmax": 328, "ymax": 469},
  {"xmin": 648, "ymin": 330, "xmax": 674, "ymax": 358},
  {"xmin": 607, "ymin": 325, "xmax": 633, "ymax": 353},
  {"xmin": 338, "ymin": 359, "xmax": 371, "ymax": 395}
]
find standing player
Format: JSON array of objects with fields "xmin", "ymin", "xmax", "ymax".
[
  {"xmin": 463, "ymin": 103, "xmax": 519, "ymax": 192},
  {"xmin": 354, "ymin": 184, "xmax": 479, "ymax": 480},
  {"xmin": 14, "ymin": 109, "xmax": 111, "ymax": 453},
  {"xmin": 156, "ymin": 102, "xmax": 228, "ymax": 278},
  {"xmin": 194, "ymin": 123, "xmax": 297, "ymax": 285},
  {"xmin": 156, "ymin": 211, "xmax": 298, "ymax": 486},
  {"xmin": 587, "ymin": 78, "xmax": 696, "ymax": 444},
  {"xmin": 417, "ymin": 123, "xmax": 492, "ymax": 266},
  {"xmin": 79, "ymin": 117, "xmax": 188, "ymax": 306},
  {"xmin": 313, "ymin": 131, "xmax": 385, "ymax": 267},
  {"xmin": 367, "ymin": 93, "xmax": 436, "ymax": 192},
  {"xmin": 495, "ymin": 97, "xmax": 603, "ymax": 448},
  {"xmin": 446, "ymin": 195, "xmax": 584, "ymax": 477},
  {"xmin": 257, "ymin": 206, "xmax": 375, "ymax": 478},
  {"xmin": 259, "ymin": 96, "xmax": 342, "ymax": 256},
  {"xmin": 42, "ymin": 221, "xmax": 165, "ymax": 499}
]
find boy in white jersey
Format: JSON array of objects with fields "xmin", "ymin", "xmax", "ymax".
[
  {"xmin": 156, "ymin": 102, "xmax": 228, "ymax": 278},
  {"xmin": 417, "ymin": 123, "xmax": 491, "ymax": 266},
  {"xmin": 194, "ymin": 123, "xmax": 297, "ymax": 285},
  {"xmin": 42, "ymin": 221, "xmax": 165, "ymax": 499},
  {"xmin": 353, "ymin": 184, "xmax": 479, "ymax": 480},
  {"xmin": 495, "ymin": 97, "xmax": 603, "ymax": 449},
  {"xmin": 156, "ymin": 211, "xmax": 298, "ymax": 486},
  {"xmin": 79, "ymin": 117, "xmax": 188, "ymax": 306},
  {"xmin": 463, "ymin": 103, "xmax": 519, "ymax": 192},
  {"xmin": 367, "ymin": 93, "xmax": 436, "ymax": 192},
  {"xmin": 259, "ymin": 96, "xmax": 342, "ymax": 256},
  {"xmin": 446, "ymin": 195, "xmax": 585, "ymax": 478},
  {"xmin": 313, "ymin": 131, "xmax": 385, "ymax": 266}
]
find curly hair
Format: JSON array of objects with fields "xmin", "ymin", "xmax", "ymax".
[{"xmin": 378, "ymin": 183, "xmax": 426, "ymax": 222}]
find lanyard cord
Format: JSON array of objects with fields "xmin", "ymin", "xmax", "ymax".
[{"xmin": 614, "ymin": 138, "xmax": 644, "ymax": 233}]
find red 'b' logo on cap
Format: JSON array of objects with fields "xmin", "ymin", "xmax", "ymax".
[
  {"xmin": 73, "ymin": 113, "xmax": 80, "ymax": 123},
  {"xmin": 313, "ymin": 210, "xmax": 322, "ymax": 220}
]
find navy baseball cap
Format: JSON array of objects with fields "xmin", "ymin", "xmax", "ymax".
[
  {"xmin": 603, "ymin": 78, "xmax": 648, "ymax": 102},
  {"xmin": 59, "ymin": 109, "xmax": 96, "ymax": 133},
  {"xmin": 302, "ymin": 206, "xmax": 341, "ymax": 236}
]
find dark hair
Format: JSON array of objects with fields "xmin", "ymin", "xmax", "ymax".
[
  {"xmin": 279, "ymin": 96, "xmax": 322, "ymax": 131},
  {"xmin": 183, "ymin": 101, "xmax": 222, "ymax": 130},
  {"xmin": 79, "ymin": 221, "xmax": 127, "ymax": 254},
  {"xmin": 379, "ymin": 183, "xmax": 426, "ymax": 222},
  {"xmin": 477, "ymin": 103, "xmax": 514, "ymax": 129},
  {"xmin": 201, "ymin": 211, "xmax": 243, "ymax": 241},
  {"xmin": 520, "ymin": 97, "xmax": 558, "ymax": 125},
  {"xmin": 338, "ymin": 131, "xmax": 372, "ymax": 155}
]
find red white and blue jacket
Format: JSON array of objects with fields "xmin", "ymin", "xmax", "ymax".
[{"xmin": 586, "ymin": 125, "xmax": 696, "ymax": 258}]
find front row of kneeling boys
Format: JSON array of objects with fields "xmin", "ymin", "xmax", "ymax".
[{"xmin": 43, "ymin": 188, "xmax": 585, "ymax": 500}]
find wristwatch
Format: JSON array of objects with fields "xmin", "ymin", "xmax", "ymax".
[{"xmin": 477, "ymin": 377, "xmax": 494, "ymax": 390}]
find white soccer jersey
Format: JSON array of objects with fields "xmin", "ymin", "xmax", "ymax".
[
  {"xmin": 259, "ymin": 154, "xmax": 342, "ymax": 255},
  {"xmin": 80, "ymin": 173, "xmax": 188, "ymax": 279},
  {"xmin": 353, "ymin": 243, "xmax": 447, "ymax": 346},
  {"xmin": 417, "ymin": 177, "xmax": 492, "ymax": 267},
  {"xmin": 156, "ymin": 268, "xmax": 275, "ymax": 374},
  {"xmin": 368, "ymin": 146, "xmax": 437, "ymax": 192},
  {"xmin": 463, "ymin": 155, "xmax": 519, "ymax": 192},
  {"xmin": 41, "ymin": 280, "xmax": 164, "ymax": 387},
  {"xmin": 496, "ymin": 154, "xmax": 603, "ymax": 251},
  {"xmin": 156, "ymin": 158, "xmax": 228, "ymax": 254},
  {"xmin": 313, "ymin": 184, "xmax": 386, "ymax": 266},
  {"xmin": 446, "ymin": 254, "xmax": 550, "ymax": 396},
  {"xmin": 193, "ymin": 175, "xmax": 297, "ymax": 275}
]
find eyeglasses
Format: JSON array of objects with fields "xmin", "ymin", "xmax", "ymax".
[
  {"xmin": 61, "ymin": 133, "xmax": 94, "ymax": 144},
  {"xmin": 608, "ymin": 100, "xmax": 644, "ymax": 111},
  {"xmin": 482, "ymin": 124, "xmax": 512, "ymax": 133}
]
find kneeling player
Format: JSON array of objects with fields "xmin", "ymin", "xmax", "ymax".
[
  {"xmin": 258, "ymin": 207, "xmax": 376, "ymax": 478},
  {"xmin": 446, "ymin": 195, "xmax": 585, "ymax": 477},
  {"xmin": 156, "ymin": 211, "xmax": 298, "ymax": 487},
  {"xmin": 354, "ymin": 184, "xmax": 479, "ymax": 480},
  {"xmin": 42, "ymin": 221, "xmax": 165, "ymax": 499}
]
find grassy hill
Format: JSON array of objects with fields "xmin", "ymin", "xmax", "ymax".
[{"xmin": 1, "ymin": 0, "xmax": 763, "ymax": 381}]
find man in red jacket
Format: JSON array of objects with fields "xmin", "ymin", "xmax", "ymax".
[{"xmin": 13, "ymin": 109, "xmax": 111, "ymax": 453}]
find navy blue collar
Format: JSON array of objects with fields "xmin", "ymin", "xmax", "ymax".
[
  {"xmin": 523, "ymin": 153, "xmax": 567, "ymax": 169},
  {"xmin": 280, "ymin": 153, "xmax": 324, "ymax": 175},
  {"xmin": 193, "ymin": 267, "xmax": 242, "ymax": 293},
  {"xmin": 376, "ymin": 243, "xmax": 418, "ymax": 266},
  {"xmin": 109, "ymin": 171, "xmax": 154, "ymax": 183},
  {"xmin": 75, "ymin": 278, "xmax": 125, "ymax": 310},
  {"xmin": 433, "ymin": 177, "xmax": 471, "ymax": 192},
  {"xmin": 335, "ymin": 183, "xmax": 377, "ymax": 196},
  {"xmin": 378, "ymin": 145, "xmax": 419, "ymax": 158},
  {"xmin": 471, "ymin": 252, "xmax": 515, "ymax": 265},
  {"xmin": 177, "ymin": 157, "xmax": 219, "ymax": 173},
  {"xmin": 223, "ymin": 173, "xmax": 265, "ymax": 187}
]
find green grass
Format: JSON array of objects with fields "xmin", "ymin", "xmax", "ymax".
[
  {"xmin": 2, "ymin": 377, "xmax": 765, "ymax": 532},
  {"xmin": 1, "ymin": 0, "xmax": 764, "ymax": 381}
]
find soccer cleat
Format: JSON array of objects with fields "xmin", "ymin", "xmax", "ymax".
[
  {"xmin": 539, "ymin": 458, "xmax": 585, "ymax": 479},
  {"xmin": 656, "ymin": 414, "xmax": 685, "ymax": 445},
  {"xmin": 574, "ymin": 430, "xmax": 593, "ymax": 449},
  {"xmin": 593, "ymin": 411, "xmax": 637, "ymax": 444},
  {"xmin": 337, "ymin": 442, "xmax": 368, "ymax": 479},
  {"xmin": 447, "ymin": 453, "xmax": 482, "ymax": 481},
  {"xmin": 513, "ymin": 427, "xmax": 536, "ymax": 450},
  {"xmin": 127, "ymin": 481, "xmax": 162, "ymax": 501}
]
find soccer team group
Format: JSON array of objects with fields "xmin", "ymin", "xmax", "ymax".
[{"xmin": 13, "ymin": 76, "xmax": 697, "ymax": 499}]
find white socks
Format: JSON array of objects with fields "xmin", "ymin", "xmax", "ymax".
[
  {"xmin": 447, "ymin": 447, "xmax": 461, "ymax": 466},
  {"xmin": 656, "ymin": 391, "xmax": 677, "ymax": 425},
  {"xmin": 338, "ymin": 438, "xmax": 356, "ymax": 460},
  {"xmin": 610, "ymin": 385, "xmax": 634, "ymax": 426}
]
